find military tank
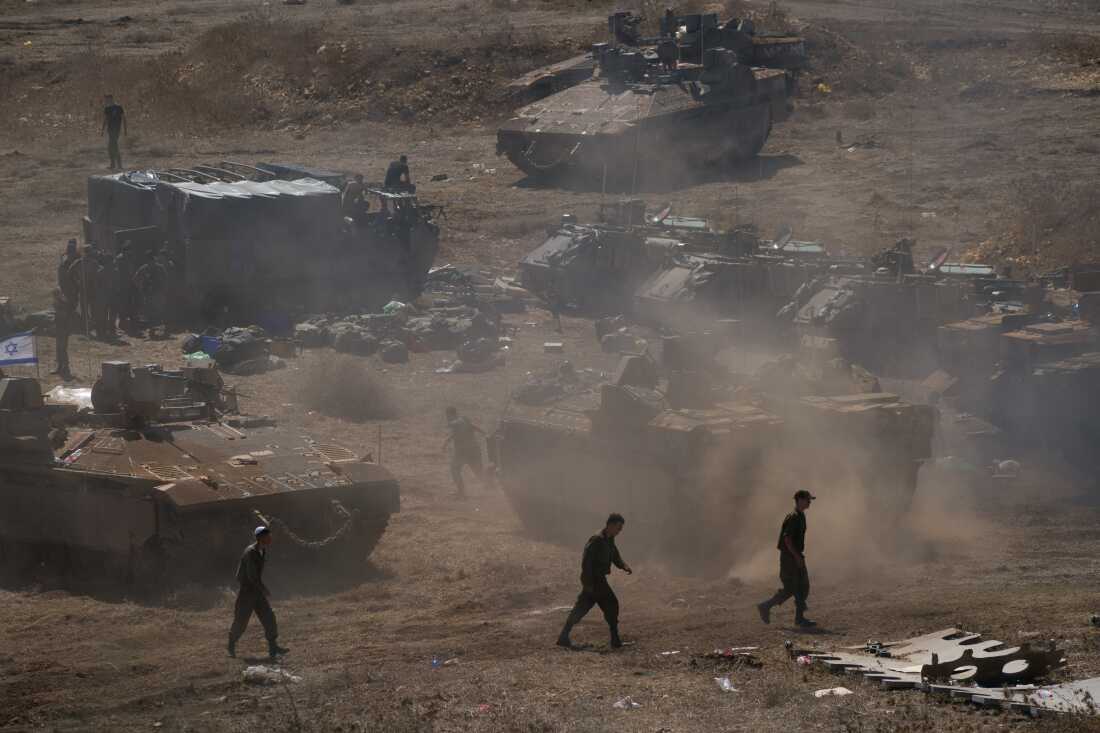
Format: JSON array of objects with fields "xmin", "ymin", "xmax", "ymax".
[
  {"xmin": 504, "ymin": 9, "xmax": 805, "ymax": 107},
  {"xmin": 0, "ymin": 362, "xmax": 399, "ymax": 585},
  {"xmin": 497, "ymin": 41, "xmax": 794, "ymax": 182},
  {"xmin": 489, "ymin": 359, "xmax": 934, "ymax": 570}
]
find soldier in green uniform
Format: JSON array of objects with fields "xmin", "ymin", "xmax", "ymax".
[
  {"xmin": 756, "ymin": 490, "xmax": 817, "ymax": 628},
  {"xmin": 228, "ymin": 526, "xmax": 289, "ymax": 659},
  {"xmin": 441, "ymin": 406, "xmax": 486, "ymax": 497},
  {"xmin": 557, "ymin": 513, "xmax": 633, "ymax": 649},
  {"xmin": 51, "ymin": 288, "xmax": 74, "ymax": 381}
]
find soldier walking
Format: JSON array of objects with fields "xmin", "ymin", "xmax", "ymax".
[
  {"xmin": 441, "ymin": 406, "xmax": 486, "ymax": 497},
  {"xmin": 51, "ymin": 288, "xmax": 75, "ymax": 381},
  {"xmin": 102, "ymin": 94, "xmax": 127, "ymax": 170},
  {"xmin": 557, "ymin": 513, "xmax": 633, "ymax": 649},
  {"xmin": 756, "ymin": 490, "xmax": 817, "ymax": 628},
  {"xmin": 228, "ymin": 526, "xmax": 288, "ymax": 659}
]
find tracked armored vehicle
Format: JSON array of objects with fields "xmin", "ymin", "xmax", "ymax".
[
  {"xmin": 490, "ymin": 372, "xmax": 933, "ymax": 570},
  {"xmin": 505, "ymin": 10, "xmax": 806, "ymax": 107},
  {"xmin": 519, "ymin": 202, "xmax": 831, "ymax": 329},
  {"xmin": 83, "ymin": 162, "xmax": 440, "ymax": 321},
  {"xmin": 497, "ymin": 41, "xmax": 794, "ymax": 182},
  {"xmin": 0, "ymin": 363, "xmax": 399, "ymax": 585}
]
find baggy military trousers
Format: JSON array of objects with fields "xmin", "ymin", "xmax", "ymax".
[
  {"xmin": 767, "ymin": 551, "xmax": 810, "ymax": 613},
  {"xmin": 565, "ymin": 575, "xmax": 619, "ymax": 629},
  {"xmin": 228, "ymin": 588, "xmax": 279, "ymax": 645}
]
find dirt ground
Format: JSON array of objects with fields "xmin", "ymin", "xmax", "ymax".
[{"xmin": 5, "ymin": 0, "xmax": 1100, "ymax": 731}]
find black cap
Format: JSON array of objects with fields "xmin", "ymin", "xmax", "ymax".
[{"xmin": 793, "ymin": 489, "xmax": 816, "ymax": 501}]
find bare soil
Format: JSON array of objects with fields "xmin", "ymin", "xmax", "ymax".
[{"xmin": 4, "ymin": 1, "xmax": 1100, "ymax": 731}]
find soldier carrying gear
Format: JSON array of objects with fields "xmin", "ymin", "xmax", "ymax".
[
  {"xmin": 441, "ymin": 406, "xmax": 486, "ymax": 498},
  {"xmin": 557, "ymin": 513, "xmax": 633, "ymax": 649},
  {"xmin": 228, "ymin": 526, "xmax": 289, "ymax": 659},
  {"xmin": 756, "ymin": 489, "xmax": 817, "ymax": 628},
  {"xmin": 50, "ymin": 288, "xmax": 75, "ymax": 381}
]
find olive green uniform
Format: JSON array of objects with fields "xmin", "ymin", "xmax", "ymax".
[
  {"xmin": 447, "ymin": 416, "xmax": 482, "ymax": 495},
  {"xmin": 52, "ymin": 290, "xmax": 74, "ymax": 379},
  {"xmin": 559, "ymin": 531, "xmax": 627, "ymax": 645},
  {"xmin": 227, "ymin": 543, "xmax": 279, "ymax": 655},
  {"xmin": 762, "ymin": 510, "xmax": 810, "ymax": 618}
]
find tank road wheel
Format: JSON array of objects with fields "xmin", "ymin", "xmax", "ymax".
[{"xmin": 725, "ymin": 106, "xmax": 772, "ymax": 165}]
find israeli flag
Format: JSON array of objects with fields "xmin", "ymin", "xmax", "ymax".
[{"xmin": 0, "ymin": 331, "xmax": 37, "ymax": 366}]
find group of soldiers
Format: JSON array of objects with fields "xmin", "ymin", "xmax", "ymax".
[
  {"xmin": 340, "ymin": 156, "xmax": 416, "ymax": 220},
  {"xmin": 52, "ymin": 239, "xmax": 175, "ymax": 378},
  {"xmin": 229, "ymin": 407, "xmax": 818, "ymax": 658}
]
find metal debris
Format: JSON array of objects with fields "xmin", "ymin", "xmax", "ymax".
[{"xmin": 800, "ymin": 628, "xmax": 1100, "ymax": 716}]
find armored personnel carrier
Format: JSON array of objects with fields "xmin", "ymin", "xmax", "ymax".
[
  {"xmin": 0, "ymin": 362, "xmax": 399, "ymax": 585},
  {"xmin": 83, "ymin": 162, "xmax": 440, "ymax": 322},
  {"xmin": 490, "ymin": 368, "xmax": 933, "ymax": 569},
  {"xmin": 497, "ymin": 39, "xmax": 795, "ymax": 182},
  {"xmin": 519, "ymin": 202, "xmax": 830, "ymax": 329}
]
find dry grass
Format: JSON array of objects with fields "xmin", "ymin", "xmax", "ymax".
[
  {"xmin": 298, "ymin": 355, "xmax": 398, "ymax": 422},
  {"xmin": 967, "ymin": 176, "xmax": 1100, "ymax": 272},
  {"xmin": 1, "ymin": 11, "xmax": 591, "ymax": 138}
]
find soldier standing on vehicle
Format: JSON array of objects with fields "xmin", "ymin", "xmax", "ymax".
[
  {"xmin": 756, "ymin": 489, "xmax": 817, "ymax": 628},
  {"xmin": 342, "ymin": 173, "xmax": 369, "ymax": 219},
  {"xmin": 384, "ymin": 155, "xmax": 413, "ymax": 191},
  {"xmin": 228, "ymin": 526, "xmax": 288, "ymax": 659},
  {"xmin": 557, "ymin": 513, "xmax": 633, "ymax": 649},
  {"xmin": 51, "ymin": 288, "xmax": 75, "ymax": 381},
  {"xmin": 101, "ymin": 94, "xmax": 127, "ymax": 170},
  {"xmin": 441, "ymin": 406, "xmax": 485, "ymax": 498}
]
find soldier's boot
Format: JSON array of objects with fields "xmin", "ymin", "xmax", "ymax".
[
  {"xmin": 756, "ymin": 601, "xmax": 772, "ymax": 624},
  {"xmin": 609, "ymin": 625, "xmax": 623, "ymax": 649},
  {"xmin": 268, "ymin": 641, "xmax": 290, "ymax": 657},
  {"xmin": 556, "ymin": 621, "xmax": 574, "ymax": 648},
  {"xmin": 795, "ymin": 610, "xmax": 817, "ymax": 628},
  {"xmin": 227, "ymin": 636, "xmax": 236, "ymax": 658}
]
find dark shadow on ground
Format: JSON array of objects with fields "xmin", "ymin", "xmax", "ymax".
[
  {"xmin": 0, "ymin": 556, "xmax": 393, "ymax": 609},
  {"xmin": 511, "ymin": 154, "xmax": 803, "ymax": 194}
]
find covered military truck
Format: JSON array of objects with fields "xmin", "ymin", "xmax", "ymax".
[{"xmin": 83, "ymin": 162, "xmax": 440, "ymax": 322}]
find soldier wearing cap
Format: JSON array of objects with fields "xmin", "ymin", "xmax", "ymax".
[
  {"xmin": 228, "ymin": 526, "xmax": 289, "ymax": 659},
  {"xmin": 757, "ymin": 490, "xmax": 817, "ymax": 628}
]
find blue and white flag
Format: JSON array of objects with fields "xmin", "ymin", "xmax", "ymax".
[{"xmin": 0, "ymin": 331, "xmax": 37, "ymax": 366}]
